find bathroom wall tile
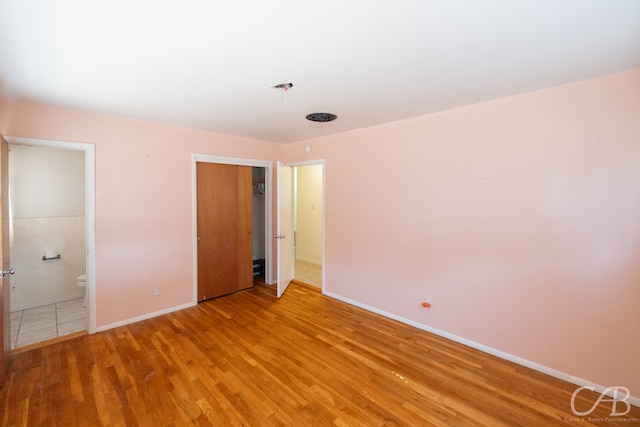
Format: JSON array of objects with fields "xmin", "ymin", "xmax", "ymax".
[{"xmin": 11, "ymin": 215, "xmax": 86, "ymax": 310}]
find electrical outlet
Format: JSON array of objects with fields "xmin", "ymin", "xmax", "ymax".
[
  {"xmin": 153, "ymin": 286, "xmax": 160, "ymax": 297},
  {"xmin": 422, "ymin": 296, "xmax": 431, "ymax": 308}
]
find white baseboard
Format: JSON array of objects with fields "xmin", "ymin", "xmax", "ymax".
[
  {"xmin": 323, "ymin": 290, "xmax": 640, "ymax": 408},
  {"xmin": 95, "ymin": 301, "xmax": 196, "ymax": 333}
]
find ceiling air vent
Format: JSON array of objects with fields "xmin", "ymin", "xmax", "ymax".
[{"xmin": 306, "ymin": 112, "xmax": 337, "ymax": 122}]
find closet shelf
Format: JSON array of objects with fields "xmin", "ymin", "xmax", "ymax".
[{"xmin": 252, "ymin": 180, "xmax": 265, "ymax": 197}]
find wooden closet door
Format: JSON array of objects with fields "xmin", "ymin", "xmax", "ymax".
[
  {"xmin": 235, "ymin": 165, "xmax": 254, "ymax": 291},
  {"xmin": 197, "ymin": 163, "xmax": 253, "ymax": 301}
]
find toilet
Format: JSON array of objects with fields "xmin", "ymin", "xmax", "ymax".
[{"xmin": 77, "ymin": 274, "xmax": 87, "ymax": 307}]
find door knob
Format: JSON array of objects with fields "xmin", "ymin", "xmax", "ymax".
[
  {"xmin": 274, "ymin": 234, "xmax": 286, "ymax": 239},
  {"xmin": 1, "ymin": 268, "xmax": 15, "ymax": 277},
  {"xmin": 197, "ymin": 237, "xmax": 202, "ymax": 242}
]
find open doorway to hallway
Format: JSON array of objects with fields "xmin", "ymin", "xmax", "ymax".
[{"xmin": 293, "ymin": 164, "xmax": 323, "ymax": 288}]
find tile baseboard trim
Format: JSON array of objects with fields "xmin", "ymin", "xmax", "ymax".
[{"xmin": 323, "ymin": 290, "xmax": 640, "ymax": 408}]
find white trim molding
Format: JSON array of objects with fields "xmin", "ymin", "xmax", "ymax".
[
  {"xmin": 96, "ymin": 302, "xmax": 196, "ymax": 332},
  {"xmin": 323, "ymin": 290, "xmax": 640, "ymax": 408}
]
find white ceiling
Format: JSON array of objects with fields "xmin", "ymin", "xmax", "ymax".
[{"xmin": 1, "ymin": 1, "xmax": 639, "ymax": 143}]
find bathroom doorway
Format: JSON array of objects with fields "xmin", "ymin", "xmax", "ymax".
[{"xmin": 7, "ymin": 139, "xmax": 95, "ymax": 349}]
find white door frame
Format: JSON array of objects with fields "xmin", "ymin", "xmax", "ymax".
[
  {"xmin": 5, "ymin": 136, "xmax": 97, "ymax": 333},
  {"xmin": 287, "ymin": 159, "xmax": 325, "ymax": 293},
  {"xmin": 191, "ymin": 154, "xmax": 273, "ymax": 303}
]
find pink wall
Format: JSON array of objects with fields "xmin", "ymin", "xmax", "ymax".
[
  {"xmin": 286, "ymin": 70, "xmax": 640, "ymax": 396},
  {"xmin": 1, "ymin": 69, "xmax": 638, "ymax": 399},
  {"xmin": 0, "ymin": 100, "xmax": 284, "ymax": 327}
]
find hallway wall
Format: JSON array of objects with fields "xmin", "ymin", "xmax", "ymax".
[{"xmin": 295, "ymin": 164, "xmax": 322, "ymax": 265}]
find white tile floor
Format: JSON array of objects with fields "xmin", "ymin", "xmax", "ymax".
[{"xmin": 10, "ymin": 298, "xmax": 86, "ymax": 349}]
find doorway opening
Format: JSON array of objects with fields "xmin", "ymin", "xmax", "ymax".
[
  {"xmin": 292, "ymin": 164, "xmax": 323, "ymax": 288},
  {"xmin": 5, "ymin": 137, "xmax": 96, "ymax": 349},
  {"xmin": 276, "ymin": 160, "xmax": 325, "ymax": 297}
]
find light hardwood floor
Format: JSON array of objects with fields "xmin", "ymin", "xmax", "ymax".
[
  {"xmin": 1, "ymin": 282, "xmax": 638, "ymax": 426},
  {"xmin": 294, "ymin": 260, "xmax": 322, "ymax": 288}
]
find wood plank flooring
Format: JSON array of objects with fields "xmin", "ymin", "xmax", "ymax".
[{"xmin": 1, "ymin": 282, "xmax": 638, "ymax": 426}]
